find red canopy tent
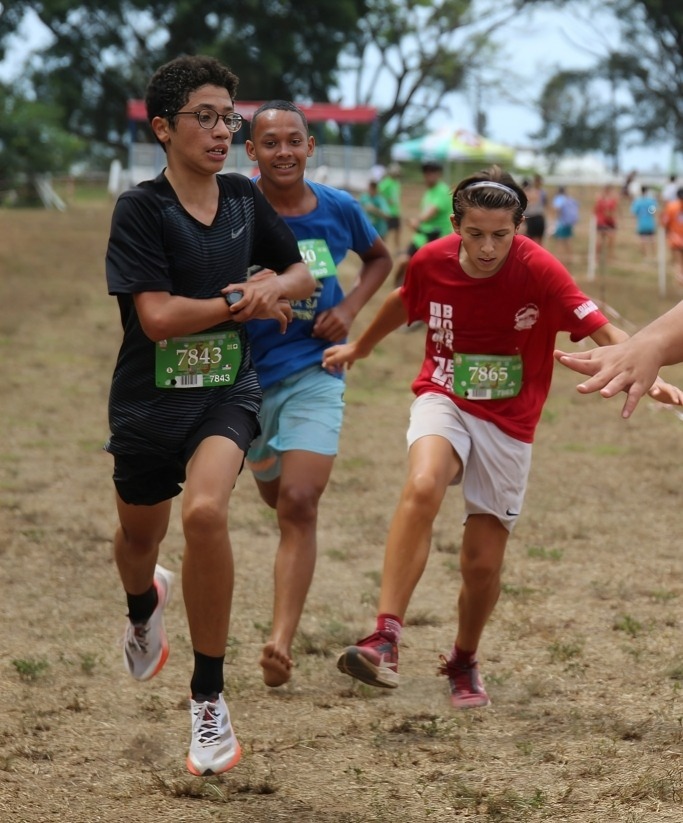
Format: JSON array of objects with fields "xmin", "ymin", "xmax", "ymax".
[{"xmin": 126, "ymin": 99, "xmax": 377, "ymax": 125}]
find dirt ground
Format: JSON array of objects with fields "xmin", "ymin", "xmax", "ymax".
[{"xmin": 1, "ymin": 181, "xmax": 683, "ymax": 823}]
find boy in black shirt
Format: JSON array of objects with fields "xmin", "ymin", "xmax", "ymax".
[{"xmin": 105, "ymin": 54, "xmax": 314, "ymax": 776}]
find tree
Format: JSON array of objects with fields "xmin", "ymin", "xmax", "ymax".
[
  {"xmin": 607, "ymin": 1, "xmax": 683, "ymax": 151},
  {"xmin": 525, "ymin": 1, "xmax": 683, "ymax": 165},
  {"xmin": 0, "ymin": 83, "xmax": 85, "ymax": 202},
  {"xmin": 336, "ymin": 0, "xmax": 517, "ymax": 160},
  {"xmin": 532, "ymin": 64, "xmax": 625, "ymax": 171},
  {"xmin": 0, "ymin": 1, "xmax": 368, "ymax": 157}
]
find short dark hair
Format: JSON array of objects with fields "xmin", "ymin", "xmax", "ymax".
[
  {"xmin": 145, "ymin": 55, "xmax": 239, "ymax": 124},
  {"xmin": 250, "ymin": 100, "xmax": 308, "ymax": 135},
  {"xmin": 421, "ymin": 161, "xmax": 443, "ymax": 173},
  {"xmin": 452, "ymin": 165, "xmax": 527, "ymax": 226}
]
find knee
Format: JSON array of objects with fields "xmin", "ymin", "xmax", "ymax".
[
  {"xmin": 460, "ymin": 548, "xmax": 503, "ymax": 588},
  {"xmin": 117, "ymin": 524, "xmax": 166, "ymax": 554},
  {"xmin": 183, "ymin": 495, "xmax": 225, "ymax": 541},
  {"xmin": 277, "ymin": 484, "xmax": 320, "ymax": 526},
  {"xmin": 402, "ymin": 471, "xmax": 443, "ymax": 519}
]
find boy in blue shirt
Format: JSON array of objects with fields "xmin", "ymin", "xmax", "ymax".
[{"xmin": 244, "ymin": 100, "xmax": 392, "ymax": 687}]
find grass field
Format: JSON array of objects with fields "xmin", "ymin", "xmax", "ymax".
[{"xmin": 1, "ymin": 181, "xmax": 682, "ymax": 822}]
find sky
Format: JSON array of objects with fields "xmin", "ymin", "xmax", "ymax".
[{"xmin": 0, "ymin": 5, "xmax": 678, "ymax": 175}]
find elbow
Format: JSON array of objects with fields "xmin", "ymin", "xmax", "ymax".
[
  {"xmin": 291, "ymin": 267, "xmax": 316, "ymax": 300},
  {"xmin": 139, "ymin": 314, "xmax": 174, "ymax": 343}
]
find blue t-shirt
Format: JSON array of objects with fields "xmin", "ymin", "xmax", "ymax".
[
  {"xmin": 631, "ymin": 195, "xmax": 658, "ymax": 234},
  {"xmin": 247, "ymin": 180, "xmax": 378, "ymax": 389}
]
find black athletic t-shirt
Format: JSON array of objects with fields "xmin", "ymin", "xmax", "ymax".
[{"xmin": 105, "ymin": 172, "xmax": 302, "ymax": 457}]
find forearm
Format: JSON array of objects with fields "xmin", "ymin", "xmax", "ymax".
[
  {"xmin": 629, "ymin": 301, "xmax": 683, "ymax": 367},
  {"xmin": 135, "ymin": 293, "xmax": 230, "ymax": 341},
  {"xmin": 590, "ymin": 322, "xmax": 630, "ymax": 347},
  {"xmin": 272, "ymin": 262, "xmax": 316, "ymax": 301},
  {"xmin": 353, "ymin": 289, "xmax": 407, "ymax": 357},
  {"xmin": 343, "ymin": 258, "xmax": 392, "ymax": 319}
]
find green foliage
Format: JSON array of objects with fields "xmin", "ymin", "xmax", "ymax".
[
  {"xmin": 0, "ymin": 0, "xmax": 368, "ymax": 155},
  {"xmin": 525, "ymin": 0, "xmax": 683, "ymax": 162},
  {"xmin": 532, "ymin": 68, "xmax": 624, "ymax": 166},
  {"xmin": 0, "ymin": 83, "xmax": 85, "ymax": 188},
  {"xmin": 340, "ymin": 0, "xmax": 511, "ymax": 158}
]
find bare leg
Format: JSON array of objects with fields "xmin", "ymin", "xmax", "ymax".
[
  {"xmin": 377, "ymin": 435, "xmax": 461, "ymax": 618},
  {"xmin": 182, "ymin": 436, "xmax": 243, "ymax": 657},
  {"xmin": 455, "ymin": 514, "xmax": 508, "ymax": 651},
  {"xmin": 114, "ymin": 496, "xmax": 171, "ymax": 594},
  {"xmin": 258, "ymin": 450, "xmax": 335, "ymax": 686}
]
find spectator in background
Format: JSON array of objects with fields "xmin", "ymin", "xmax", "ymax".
[
  {"xmin": 594, "ymin": 184, "xmax": 618, "ymax": 265},
  {"xmin": 660, "ymin": 187, "xmax": 683, "ymax": 286},
  {"xmin": 551, "ymin": 186, "xmax": 579, "ymax": 266},
  {"xmin": 392, "ymin": 161, "xmax": 453, "ymax": 287},
  {"xmin": 630, "ymin": 185, "xmax": 658, "ymax": 258},
  {"xmin": 661, "ymin": 174, "xmax": 680, "ymax": 204},
  {"xmin": 359, "ymin": 179, "xmax": 391, "ymax": 240},
  {"xmin": 621, "ymin": 170, "xmax": 639, "ymax": 202},
  {"xmin": 378, "ymin": 163, "xmax": 403, "ymax": 252},
  {"xmin": 522, "ymin": 173, "xmax": 547, "ymax": 245}
]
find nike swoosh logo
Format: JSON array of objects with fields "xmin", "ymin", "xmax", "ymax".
[
  {"xmin": 506, "ymin": 508, "xmax": 519, "ymax": 517},
  {"xmin": 231, "ymin": 225, "xmax": 246, "ymax": 239}
]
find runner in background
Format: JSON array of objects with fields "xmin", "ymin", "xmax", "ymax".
[
  {"xmin": 392, "ymin": 161, "xmax": 453, "ymax": 287},
  {"xmin": 594, "ymin": 184, "xmax": 618, "ymax": 265},
  {"xmin": 378, "ymin": 163, "xmax": 403, "ymax": 252}
]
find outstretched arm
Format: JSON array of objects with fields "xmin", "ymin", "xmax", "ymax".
[
  {"xmin": 555, "ymin": 305, "xmax": 683, "ymax": 417},
  {"xmin": 322, "ymin": 288, "xmax": 408, "ymax": 372}
]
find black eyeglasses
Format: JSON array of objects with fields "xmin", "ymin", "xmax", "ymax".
[{"xmin": 172, "ymin": 109, "xmax": 243, "ymax": 133}]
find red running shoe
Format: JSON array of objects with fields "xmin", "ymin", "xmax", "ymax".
[
  {"xmin": 336, "ymin": 631, "xmax": 399, "ymax": 688},
  {"xmin": 437, "ymin": 654, "xmax": 490, "ymax": 708}
]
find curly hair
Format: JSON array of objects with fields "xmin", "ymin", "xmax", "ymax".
[
  {"xmin": 452, "ymin": 166, "xmax": 527, "ymax": 227},
  {"xmin": 145, "ymin": 55, "xmax": 239, "ymax": 124}
]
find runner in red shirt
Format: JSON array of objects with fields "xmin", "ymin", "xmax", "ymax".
[
  {"xmin": 323, "ymin": 166, "xmax": 681, "ymax": 709},
  {"xmin": 594, "ymin": 184, "xmax": 618, "ymax": 265}
]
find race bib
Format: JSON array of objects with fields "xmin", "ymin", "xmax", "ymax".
[
  {"xmin": 452, "ymin": 353, "xmax": 522, "ymax": 400},
  {"xmin": 298, "ymin": 238, "xmax": 337, "ymax": 279},
  {"xmin": 155, "ymin": 331, "xmax": 242, "ymax": 388}
]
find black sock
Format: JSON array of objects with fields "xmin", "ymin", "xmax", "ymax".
[
  {"xmin": 126, "ymin": 584, "xmax": 158, "ymax": 624},
  {"xmin": 191, "ymin": 651, "xmax": 225, "ymax": 699}
]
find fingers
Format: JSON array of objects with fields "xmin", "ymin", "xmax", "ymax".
[
  {"xmin": 620, "ymin": 387, "xmax": 645, "ymax": 419},
  {"xmin": 322, "ymin": 346, "xmax": 351, "ymax": 374},
  {"xmin": 554, "ymin": 352, "xmax": 603, "ymax": 377}
]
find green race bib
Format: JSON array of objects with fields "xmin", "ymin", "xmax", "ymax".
[
  {"xmin": 155, "ymin": 331, "xmax": 242, "ymax": 388},
  {"xmin": 298, "ymin": 238, "xmax": 337, "ymax": 279},
  {"xmin": 452, "ymin": 353, "xmax": 522, "ymax": 400}
]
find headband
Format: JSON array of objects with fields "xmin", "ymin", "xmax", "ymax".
[{"xmin": 464, "ymin": 181, "xmax": 521, "ymax": 204}]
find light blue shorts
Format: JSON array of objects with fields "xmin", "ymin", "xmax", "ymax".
[
  {"xmin": 247, "ymin": 365, "xmax": 345, "ymax": 482},
  {"xmin": 407, "ymin": 393, "xmax": 532, "ymax": 532}
]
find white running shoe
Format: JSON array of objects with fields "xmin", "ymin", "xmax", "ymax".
[
  {"xmin": 123, "ymin": 565, "xmax": 174, "ymax": 681},
  {"xmin": 187, "ymin": 693, "xmax": 242, "ymax": 776}
]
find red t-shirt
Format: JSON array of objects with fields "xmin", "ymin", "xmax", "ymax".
[
  {"xmin": 594, "ymin": 196, "xmax": 618, "ymax": 229},
  {"xmin": 401, "ymin": 234, "xmax": 608, "ymax": 443}
]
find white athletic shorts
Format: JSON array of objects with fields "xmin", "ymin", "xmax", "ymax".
[{"xmin": 406, "ymin": 393, "xmax": 532, "ymax": 532}]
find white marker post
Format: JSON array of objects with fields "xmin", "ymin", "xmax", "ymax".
[
  {"xmin": 657, "ymin": 226, "xmax": 667, "ymax": 298},
  {"xmin": 586, "ymin": 214, "xmax": 597, "ymax": 282}
]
